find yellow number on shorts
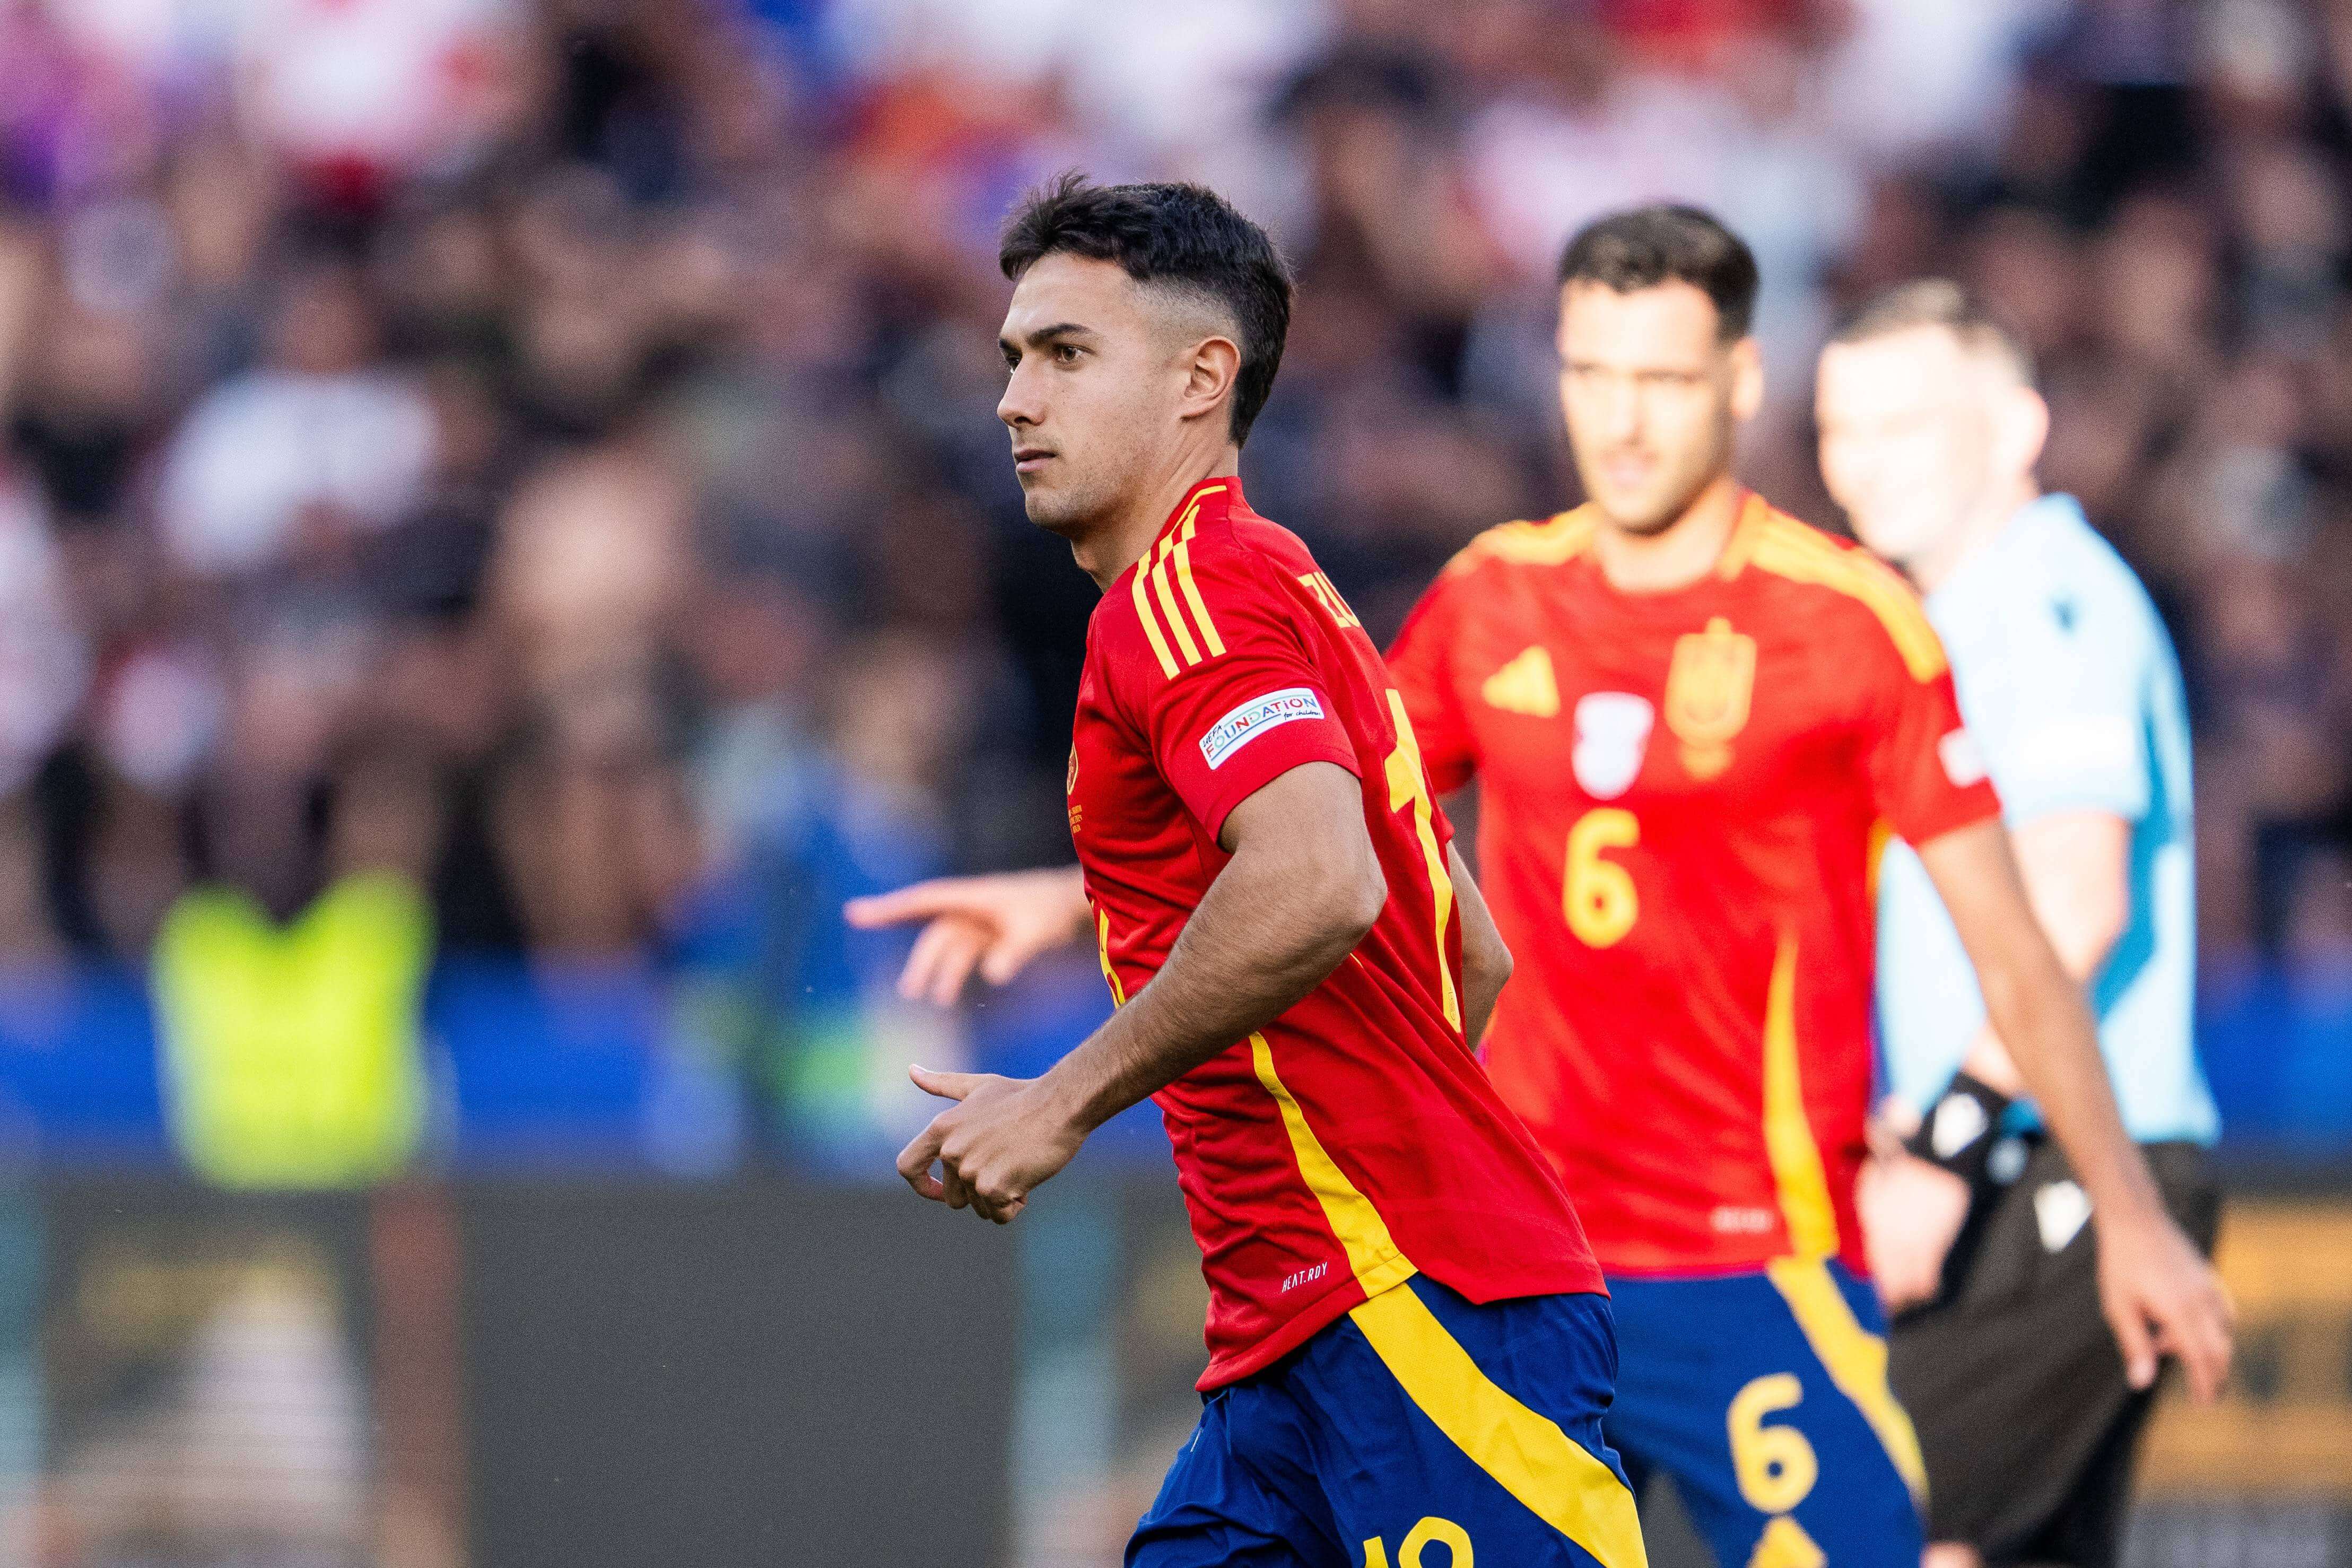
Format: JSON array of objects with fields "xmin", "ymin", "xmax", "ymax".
[
  {"xmin": 1727, "ymin": 1373, "xmax": 1819, "ymax": 1516},
  {"xmin": 1383, "ymin": 691, "xmax": 1460, "ymax": 1030},
  {"xmin": 1748, "ymin": 1515, "xmax": 1828, "ymax": 1568},
  {"xmin": 1362, "ymin": 1517, "xmax": 1473, "ymax": 1567},
  {"xmin": 1563, "ymin": 807, "xmax": 1639, "ymax": 947}
]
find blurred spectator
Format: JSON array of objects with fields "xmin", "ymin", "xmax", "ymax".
[
  {"xmin": 0, "ymin": 0, "xmax": 2334, "ymax": 1179},
  {"xmin": 155, "ymin": 260, "xmax": 438, "ymax": 577}
]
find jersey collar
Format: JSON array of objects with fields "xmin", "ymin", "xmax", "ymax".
[
  {"xmin": 1710, "ymin": 489, "xmax": 1769, "ymax": 580},
  {"xmin": 1154, "ymin": 474, "xmax": 1243, "ymax": 553}
]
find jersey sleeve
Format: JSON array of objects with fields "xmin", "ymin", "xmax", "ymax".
[
  {"xmin": 1383, "ymin": 570, "xmax": 1478, "ymax": 796},
  {"xmin": 1988, "ymin": 588, "xmax": 2151, "ymax": 824},
  {"xmin": 1860, "ymin": 611, "xmax": 2003, "ymax": 847},
  {"xmin": 1112, "ymin": 547, "xmax": 1363, "ymax": 842}
]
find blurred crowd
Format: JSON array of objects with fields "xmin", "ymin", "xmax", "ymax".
[{"xmin": 0, "ymin": 0, "xmax": 2344, "ymax": 1164}]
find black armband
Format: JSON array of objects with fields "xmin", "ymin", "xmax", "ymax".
[{"xmin": 1903, "ymin": 1071, "xmax": 2014, "ymax": 1187}]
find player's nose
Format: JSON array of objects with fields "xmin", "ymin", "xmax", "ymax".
[
  {"xmin": 1601, "ymin": 382, "xmax": 1643, "ymax": 441},
  {"xmin": 998, "ymin": 362, "xmax": 1044, "ymax": 429}
]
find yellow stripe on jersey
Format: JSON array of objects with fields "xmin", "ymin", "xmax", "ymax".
[
  {"xmin": 1444, "ymin": 508, "xmax": 1599, "ymax": 575},
  {"xmin": 1166, "ymin": 517, "xmax": 1223, "ymax": 658},
  {"xmin": 1383, "ymin": 692, "xmax": 1460, "ymax": 1030},
  {"xmin": 1093, "ymin": 908, "xmax": 1127, "ymax": 1006},
  {"xmin": 1349, "ymin": 1286, "xmax": 1651, "ymax": 1568},
  {"xmin": 1748, "ymin": 517, "xmax": 1948, "ymax": 681},
  {"xmin": 1865, "ymin": 818, "xmax": 1893, "ymax": 911},
  {"xmin": 1149, "ymin": 535, "xmax": 1203, "ymax": 664},
  {"xmin": 1252, "ymin": 1030, "xmax": 1647, "ymax": 1567},
  {"xmin": 1130, "ymin": 486, "xmax": 1230, "ymax": 676},
  {"xmin": 1130, "ymin": 561, "xmax": 1180, "ymax": 678},
  {"xmin": 1174, "ymin": 495, "xmax": 1226, "ymax": 656},
  {"xmin": 1762, "ymin": 934, "xmax": 1840, "ymax": 1262},
  {"xmin": 1766, "ymin": 1256, "xmax": 1930, "ymax": 1504},
  {"xmin": 1250, "ymin": 1031, "xmax": 1418, "ymax": 1297}
]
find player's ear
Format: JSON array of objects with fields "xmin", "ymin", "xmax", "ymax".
[
  {"xmin": 1180, "ymin": 334, "xmax": 1242, "ymax": 428},
  {"xmin": 1728, "ymin": 336, "xmax": 1765, "ymax": 422},
  {"xmin": 1997, "ymin": 383, "xmax": 2050, "ymax": 480}
]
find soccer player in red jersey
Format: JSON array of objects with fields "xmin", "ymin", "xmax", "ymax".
[
  {"xmin": 1382, "ymin": 206, "xmax": 2231, "ymax": 1568},
  {"xmin": 848, "ymin": 176, "xmax": 1646, "ymax": 1568}
]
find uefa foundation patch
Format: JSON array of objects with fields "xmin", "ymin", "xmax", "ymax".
[{"xmin": 1200, "ymin": 688, "xmax": 1325, "ymax": 770}]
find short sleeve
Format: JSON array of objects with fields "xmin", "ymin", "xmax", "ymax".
[
  {"xmin": 1118, "ymin": 552, "xmax": 1362, "ymax": 842},
  {"xmin": 1383, "ymin": 572, "xmax": 1478, "ymax": 796},
  {"xmin": 1865, "ymin": 629, "xmax": 2002, "ymax": 848},
  {"xmin": 1988, "ymin": 593, "xmax": 2151, "ymax": 824}
]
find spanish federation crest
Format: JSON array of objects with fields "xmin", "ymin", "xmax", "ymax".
[{"xmin": 1665, "ymin": 616, "xmax": 1756, "ymax": 780}]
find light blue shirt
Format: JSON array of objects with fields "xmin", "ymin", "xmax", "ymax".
[{"xmin": 1876, "ymin": 494, "xmax": 2218, "ymax": 1146}]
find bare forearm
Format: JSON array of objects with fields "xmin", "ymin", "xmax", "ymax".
[
  {"xmin": 1042, "ymin": 846, "xmax": 1372, "ymax": 1134},
  {"xmin": 1979, "ymin": 962, "xmax": 2163, "ymax": 1219},
  {"xmin": 1921, "ymin": 819, "xmax": 2162, "ymax": 1219},
  {"xmin": 1957, "ymin": 811, "xmax": 2131, "ymax": 1099}
]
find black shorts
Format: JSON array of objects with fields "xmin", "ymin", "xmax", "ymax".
[{"xmin": 1887, "ymin": 1139, "xmax": 2221, "ymax": 1567}]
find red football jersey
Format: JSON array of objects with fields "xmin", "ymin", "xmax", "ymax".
[
  {"xmin": 1386, "ymin": 493, "xmax": 2000, "ymax": 1276},
  {"xmin": 1070, "ymin": 476, "xmax": 1603, "ymax": 1389}
]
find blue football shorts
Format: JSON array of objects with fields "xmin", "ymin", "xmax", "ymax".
[
  {"xmin": 1128, "ymin": 1274, "xmax": 1647, "ymax": 1568},
  {"xmin": 1605, "ymin": 1258, "xmax": 1927, "ymax": 1567}
]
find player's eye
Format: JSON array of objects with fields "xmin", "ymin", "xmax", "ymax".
[{"xmin": 1052, "ymin": 343, "xmax": 1083, "ymax": 365}]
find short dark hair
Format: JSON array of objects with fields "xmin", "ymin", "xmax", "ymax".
[
  {"xmin": 999, "ymin": 172, "xmax": 1293, "ymax": 446},
  {"xmin": 1557, "ymin": 204, "xmax": 1759, "ymax": 341},
  {"xmin": 1831, "ymin": 277, "xmax": 2035, "ymax": 385}
]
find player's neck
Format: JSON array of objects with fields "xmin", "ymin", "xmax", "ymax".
[
  {"xmin": 1591, "ymin": 475, "xmax": 1743, "ymax": 594},
  {"xmin": 1910, "ymin": 479, "xmax": 2041, "ymax": 596},
  {"xmin": 1074, "ymin": 445, "xmax": 1242, "ymax": 591}
]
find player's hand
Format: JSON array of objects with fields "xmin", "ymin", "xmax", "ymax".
[
  {"xmin": 2094, "ymin": 1201, "xmax": 2234, "ymax": 1403},
  {"xmin": 1857, "ymin": 1151, "xmax": 1971, "ymax": 1313},
  {"xmin": 895, "ymin": 1065, "xmax": 1086, "ymax": 1224},
  {"xmin": 845, "ymin": 868, "xmax": 1091, "ymax": 1007}
]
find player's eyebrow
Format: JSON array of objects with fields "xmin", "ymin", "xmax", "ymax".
[{"xmin": 1000, "ymin": 322, "xmax": 1096, "ymax": 356}]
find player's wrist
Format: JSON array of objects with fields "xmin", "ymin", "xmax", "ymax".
[
  {"xmin": 1902, "ymin": 1071, "xmax": 2014, "ymax": 1188},
  {"xmin": 2084, "ymin": 1164, "xmax": 2169, "ymax": 1236},
  {"xmin": 1036, "ymin": 1053, "xmax": 1115, "ymax": 1138}
]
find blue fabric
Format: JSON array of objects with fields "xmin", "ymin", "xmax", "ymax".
[
  {"xmin": 1607, "ymin": 1263, "xmax": 1923, "ymax": 1568},
  {"xmin": 1876, "ymin": 493, "xmax": 2218, "ymax": 1145},
  {"xmin": 1128, "ymin": 1277, "xmax": 1631, "ymax": 1568}
]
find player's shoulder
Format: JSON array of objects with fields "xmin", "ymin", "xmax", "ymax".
[
  {"xmin": 1088, "ymin": 492, "xmax": 1317, "ymax": 687},
  {"xmin": 2008, "ymin": 498, "xmax": 2166, "ymax": 640},
  {"xmin": 1439, "ymin": 505, "xmax": 1601, "ymax": 581},
  {"xmin": 1197, "ymin": 496, "xmax": 1317, "ymax": 582},
  {"xmin": 1738, "ymin": 502, "xmax": 1947, "ymax": 682}
]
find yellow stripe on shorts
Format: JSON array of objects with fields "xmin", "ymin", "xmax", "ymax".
[
  {"xmin": 1251, "ymin": 1031, "xmax": 1645, "ymax": 1567},
  {"xmin": 1349, "ymin": 1286, "xmax": 1649, "ymax": 1568},
  {"xmin": 1765, "ymin": 1257, "xmax": 1930, "ymax": 1505}
]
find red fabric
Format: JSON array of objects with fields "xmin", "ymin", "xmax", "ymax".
[
  {"xmin": 1073, "ymin": 477, "xmax": 1603, "ymax": 1390},
  {"xmin": 1386, "ymin": 494, "xmax": 2000, "ymax": 1277}
]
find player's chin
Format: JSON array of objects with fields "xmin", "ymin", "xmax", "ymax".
[
  {"xmin": 1021, "ymin": 483, "xmax": 1090, "ymax": 538},
  {"xmin": 1598, "ymin": 493, "xmax": 1685, "ymax": 535}
]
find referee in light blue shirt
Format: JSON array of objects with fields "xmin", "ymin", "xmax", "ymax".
[{"xmin": 1816, "ymin": 281, "xmax": 2222, "ymax": 1568}]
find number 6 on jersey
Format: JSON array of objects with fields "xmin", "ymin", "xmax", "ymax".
[{"xmin": 1564, "ymin": 807, "xmax": 1639, "ymax": 947}]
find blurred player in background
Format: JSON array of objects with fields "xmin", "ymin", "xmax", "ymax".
[
  {"xmin": 850, "ymin": 176, "xmax": 1645, "ymax": 1568},
  {"xmin": 1818, "ymin": 282, "xmax": 2224, "ymax": 1568},
  {"xmin": 1381, "ymin": 206, "xmax": 2231, "ymax": 1568}
]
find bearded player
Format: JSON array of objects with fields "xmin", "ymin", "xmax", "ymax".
[
  {"xmin": 1380, "ymin": 206, "xmax": 2231, "ymax": 1568},
  {"xmin": 849, "ymin": 175, "xmax": 1645, "ymax": 1568}
]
